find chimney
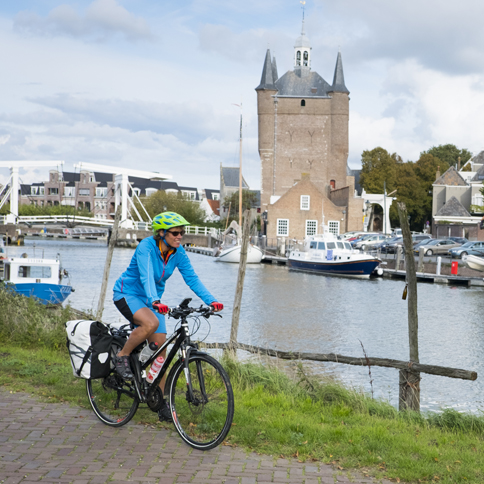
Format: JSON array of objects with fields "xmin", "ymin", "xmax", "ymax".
[
  {"xmin": 436, "ymin": 166, "xmax": 441, "ymax": 180},
  {"xmin": 458, "ymin": 156, "xmax": 461, "ymax": 171}
]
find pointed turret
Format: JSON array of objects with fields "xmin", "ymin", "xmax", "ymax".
[
  {"xmin": 256, "ymin": 49, "xmax": 276, "ymax": 91},
  {"xmin": 271, "ymin": 56, "xmax": 278, "ymax": 83},
  {"xmin": 330, "ymin": 51, "xmax": 349, "ymax": 93}
]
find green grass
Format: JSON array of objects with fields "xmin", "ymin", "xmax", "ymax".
[{"xmin": 1, "ymin": 289, "xmax": 484, "ymax": 483}]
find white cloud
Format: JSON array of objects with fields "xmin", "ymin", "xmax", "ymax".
[{"xmin": 14, "ymin": 0, "xmax": 153, "ymax": 42}]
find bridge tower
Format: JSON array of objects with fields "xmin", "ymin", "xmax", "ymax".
[{"xmin": 0, "ymin": 161, "xmax": 64, "ymax": 224}]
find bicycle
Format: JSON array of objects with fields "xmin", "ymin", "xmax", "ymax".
[{"xmin": 86, "ymin": 298, "xmax": 234, "ymax": 450}]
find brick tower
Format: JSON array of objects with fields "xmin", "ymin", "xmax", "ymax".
[{"xmin": 255, "ymin": 18, "xmax": 350, "ymax": 212}]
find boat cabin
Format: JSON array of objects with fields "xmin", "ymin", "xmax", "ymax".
[{"xmin": 2, "ymin": 257, "xmax": 61, "ymax": 285}]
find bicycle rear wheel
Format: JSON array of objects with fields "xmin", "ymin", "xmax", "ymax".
[
  {"xmin": 167, "ymin": 353, "xmax": 234, "ymax": 450},
  {"xmin": 86, "ymin": 342, "xmax": 139, "ymax": 427}
]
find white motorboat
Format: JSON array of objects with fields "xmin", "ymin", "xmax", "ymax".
[
  {"xmin": 463, "ymin": 254, "xmax": 484, "ymax": 272},
  {"xmin": 1, "ymin": 254, "xmax": 72, "ymax": 305},
  {"xmin": 288, "ymin": 231, "xmax": 381, "ymax": 278},
  {"xmin": 215, "ymin": 243, "xmax": 263, "ymax": 264}
]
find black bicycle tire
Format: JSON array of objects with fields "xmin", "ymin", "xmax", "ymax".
[
  {"xmin": 86, "ymin": 342, "xmax": 139, "ymax": 427},
  {"xmin": 167, "ymin": 353, "xmax": 234, "ymax": 450}
]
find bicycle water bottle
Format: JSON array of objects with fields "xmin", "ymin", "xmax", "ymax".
[
  {"xmin": 146, "ymin": 355, "xmax": 165, "ymax": 383},
  {"xmin": 139, "ymin": 341, "xmax": 159, "ymax": 364}
]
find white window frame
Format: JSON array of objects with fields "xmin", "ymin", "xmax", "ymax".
[
  {"xmin": 64, "ymin": 187, "xmax": 75, "ymax": 197},
  {"xmin": 277, "ymin": 219, "xmax": 289, "ymax": 237},
  {"xmin": 328, "ymin": 220, "xmax": 340, "ymax": 236},
  {"xmin": 145, "ymin": 188, "xmax": 157, "ymax": 197},
  {"xmin": 305, "ymin": 220, "xmax": 317, "ymax": 236},
  {"xmin": 300, "ymin": 195, "xmax": 310, "ymax": 210},
  {"xmin": 79, "ymin": 188, "xmax": 90, "ymax": 197},
  {"xmin": 212, "ymin": 193, "xmax": 220, "ymax": 201},
  {"xmin": 96, "ymin": 187, "xmax": 108, "ymax": 198}
]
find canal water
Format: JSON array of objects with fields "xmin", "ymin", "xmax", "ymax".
[{"xmin": 6, "ymin": 238, "xmax": 484, "ymax": 414}]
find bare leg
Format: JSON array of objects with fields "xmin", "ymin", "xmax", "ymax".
[{"xmin": 117, "ymin": 307, "xmax": 159, "ymax": 357}]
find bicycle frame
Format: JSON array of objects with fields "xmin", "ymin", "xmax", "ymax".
[{"xmin": 116, "ymin": 315, "xmax": 206, "ymax": 406}]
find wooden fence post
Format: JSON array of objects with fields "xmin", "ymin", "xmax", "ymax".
[
  {"xmin": 397, "ymin": 202, "xmax": 420, "ymax": 411},
  {"xmin": 229, "ymin": 210, "xmax": 251, "ymax": 348},
  {"xmin": 96, "ymin": 206, "xmax": 121, "ymax": 321}
]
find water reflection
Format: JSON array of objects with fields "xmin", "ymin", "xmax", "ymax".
[{"xmin": 6, "ymin": 238, "xmax": 484, "ymax": 413}]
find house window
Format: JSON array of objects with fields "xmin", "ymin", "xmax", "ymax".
[
  {"xmin": 96, "ymin": 187, "xmax": 108, "ymax": 198},
  {"xmin": 300, "ymin": 195, "xmax": 310, "ymax": 210},
  {"xmin": 301, "ymin": 99, "xmax": 306, "ymax": 107},
  {"xmin": 306, "ymin": 220, "xmax": 317, "ymax": 236},
  {"xmin": 48, "ymin": 188, "xmax": 59, "ymax": 195},
  {"xmin": 213, "ymin": 193, "xmax": 219, "ymax": 201},
  {"xmin": 328, "ymin": 221, "xmax": 340, "ymax": 236},
  {"xmin": 79, "ymin": 188, "xmax": 90, "ymax": 196},
  {"xmin": 277, "ymin": 219, "xmax": 289, "ymax": 237},
  {"xmin": 64, "ymin": 187, "xmax": 75, "ymax": 197},
  {"xmin": 145, "ymin": 188, "xmax": 157, "ymax": 197},
  {"xmin": 132, "ymin": 188, "xmax": 141, "ymax": 197}
]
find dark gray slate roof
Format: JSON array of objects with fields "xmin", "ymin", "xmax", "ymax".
[
  {"xmin": 330, "ymin": 52, "xmax": 349, "ymax": 94},
  {"xmin": 222, "ymin": 167, "xmax": 249, "ymax": 188},
  {"xmin": 255, "ymin": 49, "xmax": 276, "ymax": 91},
  {"xmin": 471, "ymin": 150, "xmax": 484, "ymax": 165},
  {"xmin": 471, "ymin": 163, "xmax": 484, "ymax": 182},
  {"xmin": 434, "ymin": 166, "xmax": 467, "ymax": 186},
  {"xmin": 275, "ymin": 70, "xmax": 331, "ymax": 97},
  {"xmin": 205, "ymin": 189, "xmax": 220, "ymax": 200},
  {"xmin": 20, "ymin": 184, "xmax": 31, "ymax": 195},
  {"xmin": 436, "ymin": 196, "xmax": 471, "ymax": 217},
  {"xmin": 271, "ymin": 56, "xmax": 278, "ymax": 83}
]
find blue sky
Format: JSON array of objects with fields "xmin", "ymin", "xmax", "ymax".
[{"xmin": 0, "ymin": 0, "xmax": 483, "ymax": 191}]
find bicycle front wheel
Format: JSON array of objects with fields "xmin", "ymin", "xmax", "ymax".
[
  {"xmin": 167, "ymin": 353, "xmax": 234, "ymax": 450},
  {"xmin": 86, "ymin": 342, "xmax": 139, "ymax": 427}
]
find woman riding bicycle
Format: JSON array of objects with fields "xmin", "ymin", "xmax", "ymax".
[{"xmin": 112, "ymin": 211, "xmax": 223, "ymax": 421}]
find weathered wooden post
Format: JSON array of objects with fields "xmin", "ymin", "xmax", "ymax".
[
  {"xmin": 96, "ymin": 206, "xmax": 122, "ymax": 321},
  {"xmin": 418, "ymin": 247, "xmax": 425, "ymax": 272},
  {"xmin": 395, "ymin": 246, "xmax": 402, "ymax": 271},
  {"xmin": 229, "ymin": 209, "xmax": 251, "ymax": 348},
  {"xmin": 397, "ymin": 202, "xmax": 420, "ymax": 411}
]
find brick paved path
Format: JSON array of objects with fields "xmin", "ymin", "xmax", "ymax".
[{"xmin": 0, "ymin": 389, "xmax": 396, "ymax": 484}]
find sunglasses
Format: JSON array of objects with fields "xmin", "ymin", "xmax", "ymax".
[{"xmin": 167, "ymin": 229, "xmax": 185, "ymax": 237}]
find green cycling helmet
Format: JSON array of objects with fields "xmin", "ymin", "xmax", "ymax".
[{"xmin": 151, "ymin": 212, "xmax": 190, "ymax": 234}]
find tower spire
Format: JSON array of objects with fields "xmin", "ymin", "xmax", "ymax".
[
  {"xmin": 294, "ymin": 1, "xmax": 311, "ymax": 77},
  {"xmin": 255, "ymin": 49, "xmax": 276, "ymax": 91},
  {"xmin": 330, "ymin": 51, "xmax": 349, "ymax": 93}
]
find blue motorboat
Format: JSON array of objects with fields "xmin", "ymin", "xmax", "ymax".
[
  {"xmin": 1, "ymin": 254, "xmax": 72, "ymax": 305},
  {"xmin": 287, "ymin": 232, "xmax": 381, "ymax": 278}
]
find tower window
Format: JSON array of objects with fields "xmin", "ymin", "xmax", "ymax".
[
  {"xmin": 301, "ymin": 100, "xmax": 306, "ymax": 107},
  {"xmin": 303, "ymin": 51, "xmax": 309, "ymax": 66},
  {"xmin": 296, "ymin": 51, "xmax": 301, "ymax": 66},
  {"xmin": 330, "ymin": 180, "xmax": 336, "ymax": 189}
]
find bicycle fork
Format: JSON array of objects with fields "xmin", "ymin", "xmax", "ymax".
[{"xmin": 182, "ymin": 346, "xmax": 208, "ymax": 406}]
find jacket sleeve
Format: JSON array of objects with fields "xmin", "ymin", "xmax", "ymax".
[
  {"xmin": 136, "ymin": 242, "xmax": 159, "ymax": 304},
  {"xmin": 177, "ymin": 251, "xmax": 215, "ymax": 305}
]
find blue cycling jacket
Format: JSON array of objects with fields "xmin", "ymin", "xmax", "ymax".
[{"xmin": 113, "ymin": 237, "xmax": 215, "ymax": 305}]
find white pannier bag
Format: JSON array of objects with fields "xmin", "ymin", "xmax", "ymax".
[{"xmin": 66, "ymin": 320, "xmax": 113, "ymax": 379}]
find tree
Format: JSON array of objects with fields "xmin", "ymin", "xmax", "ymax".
[
  {"xmin": 222, "ymin": 190, "xmax": 258, "ymax": 221},
  {"xmin": 359, "ymin": 147, "xmax": 398, "ymax": 194},
  {"xmin": 421, "ymin": 144, "xmax": 472, "ymax": 169},
  {"xmin": 139, "ymin": 191, "xmax": 206, "ymax": 226},
  {"xmin": 393, "ymin": 163, "xmax": 427, "ymax": 230}
]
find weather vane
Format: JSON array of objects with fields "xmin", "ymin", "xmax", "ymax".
[{"xmin": 300, "ymin": 1, "xmax": 306, "ymax": 21}]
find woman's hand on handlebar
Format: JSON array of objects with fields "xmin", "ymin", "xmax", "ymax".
[
  {"xmin": 210, "ymin": 302, "xmax": 223, "ymax": 312},
  {"xmin": 152, "ymin": 300, "xmax": 169, "ymax": 315}
]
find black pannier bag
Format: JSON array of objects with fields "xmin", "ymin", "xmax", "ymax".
[{"xmin": 66, "ymin": 320, "xmax": 113, "ymax": 379}]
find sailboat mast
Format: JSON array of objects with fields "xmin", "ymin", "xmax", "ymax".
[{"xmin": 238, "ymin": 110, "xmax": 243, "ymax": 228}]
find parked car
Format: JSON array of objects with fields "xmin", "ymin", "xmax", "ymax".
[
  {"xmin": 354, "ymin": 234, "xmax": 388, "ymax": 251},
  {"xmin": 380, "ymin": 236, "xmax": 404, "ymax": 254},
  {"xmin": 448, "ymin": 237, "xmax": 468, "ymax": 245},
  {"xmin": 413, "ymin": 239, "xmax": 461, "ymax": 256},
  {"xmin": 449, "ymin": 241, "xmax": 484, "ymax": 259},
  {"xmin": 340, "ymin": 231, "xmax": 366, "ymax": 241},
  {"xmin": 412, "ymin": 234, "xmax": 433, "ymax": 245},
  {"xmin": 350, "ymin": 233, "xmax": 379, "ymax": 246}
]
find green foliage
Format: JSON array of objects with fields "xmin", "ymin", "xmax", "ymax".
[
  {"xmin": 137, "ymin": 191, "xmax": 206, "ymax": 226},
  {"xmin": 0, "ymin": 286, "xmax": 78, "ymax": 351},
  {"xmin": 1, "ymin": 203, "xmax": 93, "ymax": 217},
  {"xmin": 421, "ymin": 144, "xmax": 472, "ymax": 168},
  {"xmin": 359, "ymin": 147, "xmax": 399, "ymax": 195},
  {"xmin": 222, "ymin": 190, "xmax": 258, "ymax": 220}
]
